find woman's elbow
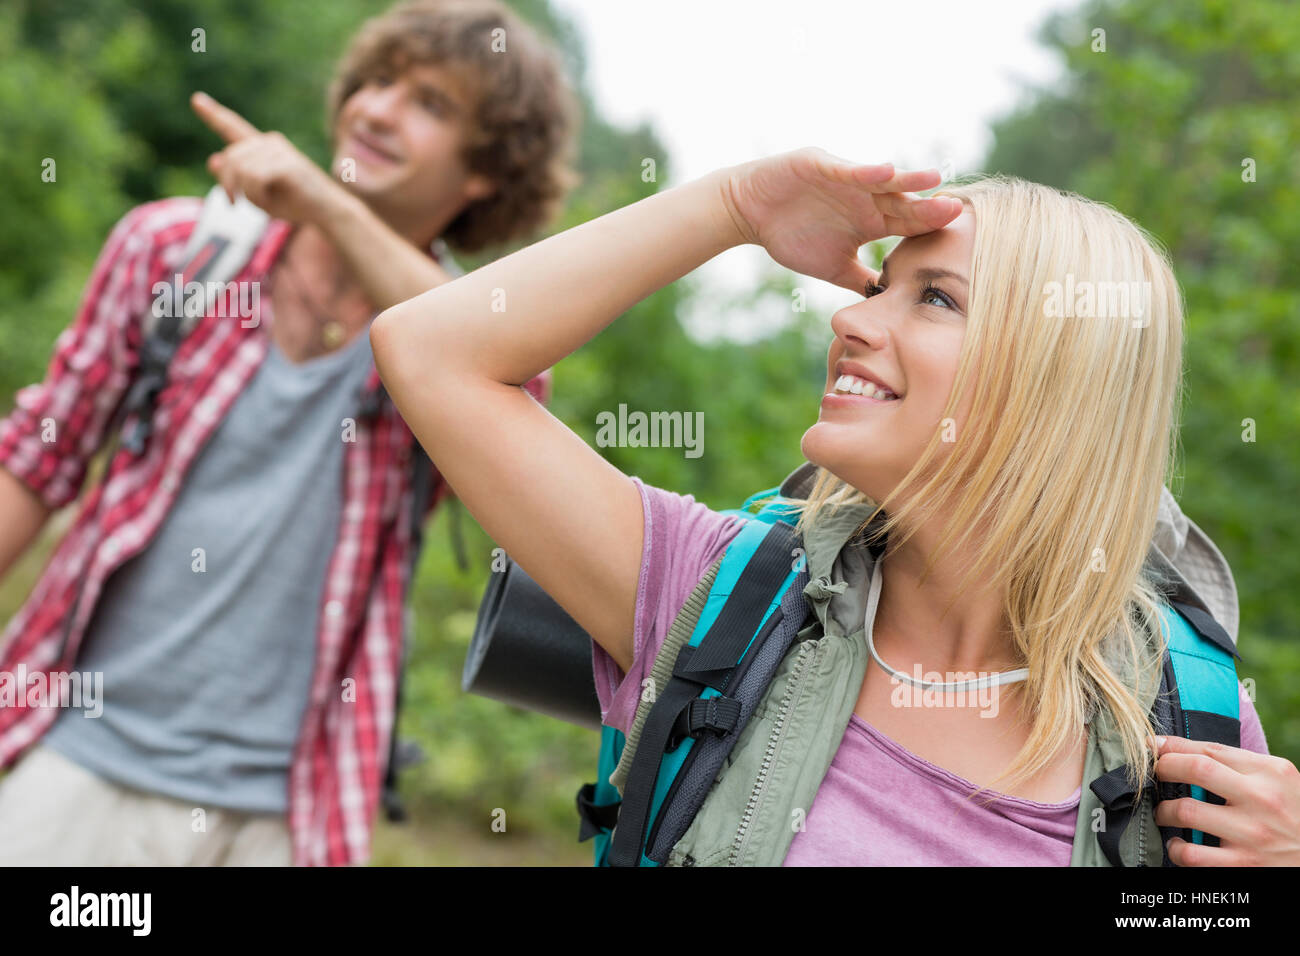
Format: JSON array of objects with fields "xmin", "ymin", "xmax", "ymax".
[{"xmin": 371, "ymin": 302, "xmax": 429, "ymax": 389}]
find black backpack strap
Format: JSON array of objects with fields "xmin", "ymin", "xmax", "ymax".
[
  {"xmin": 126, "ymin": 188, "xmax": 268, "ymax": 454},
  {"xmin": 1169, "ymin": 599, "xmax": 1240, "ymax": 661},
  {"xmin": 645, "ymin": 565, "xmax": 812, "ymax": 862},
  {"xmin": 381, "ymin": 439, "xmax": 435, "ymax": 823},
  {"xmin": 1090, "ymin": 765, "xmax": 1145, "ymax": 867},
  {"xmin": 1090, "ymin": 641, "xmax": 1183, "ymax": 866},
  {"xmin": 1154, "ymin": 603, "xmax": 1240, "ymax": 862},
  {"xmin": 406, "ymin": 442, "xmax": 434, "ymax": 574},
  {"xmin": 121, "ymin": 310, "xmax": 194, "ymax": 454},
  {"xmin": 607, "ymin": 520, "xmax": 799, "ymax": 867},
  {"xmin": 576, "ymin": 782, "xmax": 622, "ymax": 841},
  {"xmin": 1092, "ymin": 602, "xmax": 1242, "ymax": 866}
]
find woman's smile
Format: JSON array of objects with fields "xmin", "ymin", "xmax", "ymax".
[{"xmin": 820, "ymin": 388, "xmax": 902, "ymax": 409}]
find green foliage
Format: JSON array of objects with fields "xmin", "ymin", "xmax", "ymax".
[
  {"xmin": 0, "ymin": 15, "xmax": 139, "ymax": 398},
  {"xmin": 2, "ymin": 0, "xmax": 1293, "ymax": 866},
  {"xmin": 985, "ymin": 0, "xmax": 1299, "ymax": 758},
  {"xmin": 0, "ymin": 0, "xmax": 833, "ymax": 854}
]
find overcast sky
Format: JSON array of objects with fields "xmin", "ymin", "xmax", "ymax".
[{"xmin": 552, "ymin": 0, "xmax": 1077, "ymax": 339}]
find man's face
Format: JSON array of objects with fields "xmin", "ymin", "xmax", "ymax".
[{"xmin": 331, "ymin": 60, "xmax": 495, "ymax": 234}]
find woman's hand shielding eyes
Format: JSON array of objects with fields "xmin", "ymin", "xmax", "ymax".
[{"xmin": 717, "ymin": 147, "xmax": 963, "ymax": 294}]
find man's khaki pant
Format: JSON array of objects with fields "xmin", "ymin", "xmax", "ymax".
[{"xmin": 0, "ymin": 745, "xmax": 292, "ymax": 865}]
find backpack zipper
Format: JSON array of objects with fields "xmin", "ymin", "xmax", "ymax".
[
  {"xmin": 728, "ymin": 639, "xmax": 817, "ymax": 866},
  {"xmin": 1138, "ymin": 788, "xmax": 1148, "ymax": 866}
]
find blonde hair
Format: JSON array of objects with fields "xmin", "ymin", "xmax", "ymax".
[{"xmin": 787, "ymin": 175, "xmax": 1184, "ymax": 801}]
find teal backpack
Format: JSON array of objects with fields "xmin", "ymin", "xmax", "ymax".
[{"xmin": 575, "ymin": 485, "xmax": 1243, "ymax": 867}]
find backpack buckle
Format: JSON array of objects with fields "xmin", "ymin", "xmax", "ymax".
[
  {"xmin": 667, "ymin": 695, "xmax": 742, "ymax": 751},
  {"xmin": 576, "ymin": 782, "xmax": 620, "ymax": 842}
]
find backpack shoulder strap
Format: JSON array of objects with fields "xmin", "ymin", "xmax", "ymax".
[
  {"xmin": 122, "ymin": 186, "xmax": 269, "ymax": 454},
  {"xmin": 1083, "ymin": 600, "xmax": 1241, "ymax": 866},
  {"xmin": 1151, "ymin": 600, "xmax": 1240, "ymax": 853},
  {"xmin": 603, "ymin": 491, "xmax": 805, "ymax": 866},
  {"xmin": 142, "ymin": 186, "xmax": 271, "ymax": 340},
  {"xmin": 579, "ymin": 487, "xmax": 811, "ymax": 866},
  {"xmin": 604, "ymin": 489, "xmax": 802, "ymax": 793},
  {"xmin": 1160, "ymin": 599, "xmax": 1241, "ymax": 737}
]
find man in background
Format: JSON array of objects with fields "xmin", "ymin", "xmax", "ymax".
[{"xmin": 0, "ymin": 0, "xmax": 579, "ymax": 865}]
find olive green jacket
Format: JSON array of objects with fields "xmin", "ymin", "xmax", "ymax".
[{"xmin": 612, "ymin": 462, "xmax": 1238, "ymax": 867}]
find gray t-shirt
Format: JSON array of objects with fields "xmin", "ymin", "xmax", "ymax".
[{"xmin": 44, "ymin": 331, "xmax": 374, "ymax": 813}]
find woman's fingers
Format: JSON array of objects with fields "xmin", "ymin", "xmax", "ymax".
[
  {"xmin": 815, "ymin": 155, "xmax": 941, "ymax": 194},
  {"xmin": 828, "ymin": 258, "xmax": 882, "ymax": 296},
  {"xmin": 922, "ymin": 196, "xmax": 964, "ymax": 225},
  {"xmin": 821, "ymin": 158, "xmax": 959, "ymax": 238},
  {"xmin": 819, "ymin": 159, "xmax": 897, "ymax": 187},
  {"xmin": 874, "ymin": 192, "xmax": 964, "ymax": 233},
  {"xmin": 871, "ymin": 167, "xmax": 944, "ymax": 194},
  {"xmin": 1154, "ymin": 735, "xmax": 1275, "ymax": 776},
  {"xmin": 1162, "ymin": 836, "xmax": 1249, "ymax": 867},
  {"xmin": 839, "ymin": 158, "xmax": 957, "ymax": 222},
  {"xmin": 871, "ymin": 191, "xmax": 928, "ymax": 219},
  {"xmin": 1153, "ymin": 795, "xmax": 1261, "ymax": 847}
]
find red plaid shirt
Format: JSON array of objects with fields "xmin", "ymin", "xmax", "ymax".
[{"xmin": 0, "ymin": 197, "xmax": 549, "ymax": 865}]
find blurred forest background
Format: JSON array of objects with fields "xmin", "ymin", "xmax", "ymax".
[{"xmin": 0, "ymin": 0, "xmax": 1295, "ymax": 864}]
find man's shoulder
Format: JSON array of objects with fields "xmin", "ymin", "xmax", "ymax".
[
  {"xmin": 116, "ymin": 195, "xmax": 206, "ymax": 233},
  {"xmin": 107, "ymin": 196, "xmax": 208, "ymax": 262}
]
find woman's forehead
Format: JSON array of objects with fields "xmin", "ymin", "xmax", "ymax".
[{"xmin": 886, "ymin": 209, "xmax": 975, "ymax": 272}]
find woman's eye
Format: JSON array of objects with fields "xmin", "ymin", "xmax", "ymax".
[{"xmin": 921, "ymin": 285, "xmax": 954, "ymax": 309}]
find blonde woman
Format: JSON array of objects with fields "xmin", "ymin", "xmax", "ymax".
[{"xmin": 371, "ymin": 149, "xmax": 1299, "ymax": 865}]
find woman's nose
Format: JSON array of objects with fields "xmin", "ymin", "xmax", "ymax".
[{"xmin": 831, "ymin": 301, "xmax": 889, "ymax": 352}]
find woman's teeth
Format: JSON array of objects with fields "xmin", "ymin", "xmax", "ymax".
[{"xmin": 834, "ymin": 374, "xmax": 898, "ymax": 400}]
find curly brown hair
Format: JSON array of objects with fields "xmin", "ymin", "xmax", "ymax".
[{"xmin": 327, "ymin": 0, "xmax": 582, "ymax": 254}]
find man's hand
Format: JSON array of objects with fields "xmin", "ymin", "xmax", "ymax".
[
  {"xmin": 192, "ymin": 91, "xmax": 345, "ymax": 224},
  {"xmin": 1152, "ymin": 734, "xmax": 1300, "ymax": 865}
]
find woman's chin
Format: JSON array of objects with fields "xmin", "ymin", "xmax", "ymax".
[
  {"xmin": 801, "ymin": 421, "xmax": 868, "ymax": 469},
  {"xmin": 800, "ymin": 425, "xmax": 827, "ymax": 467},
  {"xmin": 801, "ymin": 427, "xmax": 892, "ymax": 499}
]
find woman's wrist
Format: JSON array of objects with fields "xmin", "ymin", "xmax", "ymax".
[
  {"xmin": 636, "ymin": 165, "xmax": 750, "ymax": 262},
  {"xmin": 708, "ymin": 161, "xmax": 760, "ymax": 248}
]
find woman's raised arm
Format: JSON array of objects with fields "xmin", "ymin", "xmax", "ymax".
[
  {"xmin": 371, "ymin": 168, "xmax": 744, "ymax": 672},
  {"xmin": 370, "ymin": 150, "xmax": 958, "ymax": 673}
]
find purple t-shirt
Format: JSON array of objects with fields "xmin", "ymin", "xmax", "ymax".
[{"xmin": 590, "ymin": 477, "xmax": 1270, "ymax": 866}]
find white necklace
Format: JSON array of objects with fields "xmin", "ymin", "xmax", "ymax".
[{"xmin": 867, "ymin": 613, "xmax": 1030, "ymax": 692}]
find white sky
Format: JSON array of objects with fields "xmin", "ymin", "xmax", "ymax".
[{"xmin": 553, "ymin": 0, "xmax": 1076, "ymax": 340}]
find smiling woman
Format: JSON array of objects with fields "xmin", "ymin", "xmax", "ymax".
[
  {"xmin": 372, "ymin": 147, "xmax": 1293, "ymax": 867},
  {"xmin": 796, "ymin": 176, "xmax": 1190, "ymax": 806}
]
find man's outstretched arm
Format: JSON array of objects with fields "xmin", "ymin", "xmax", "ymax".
[
  {"xmin": 193, "ymin": 91, "xmax": 555, "ymax": 524},
  {"xmin": 192, "ymin": 92, "xmax": 457, "ymax": 310}
]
